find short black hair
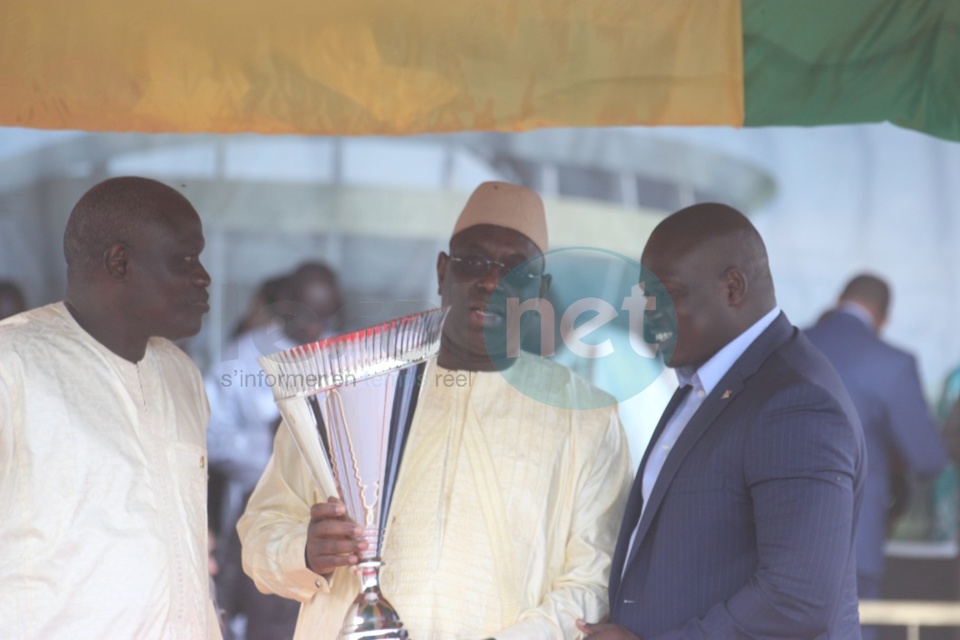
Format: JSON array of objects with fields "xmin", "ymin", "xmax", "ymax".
[
  {"xmin": 63, "ymin": 176, "xmax": 194, "ymax": 273},
  {"xmin": 840, "ymin": 273, "xmax": 890, "ymax": 317}
]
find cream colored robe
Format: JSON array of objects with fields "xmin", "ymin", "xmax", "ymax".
[
  {"xmin": 0, "ymin": 303, "xmax": 221, "ymax": 639},
  {"xmin": 239, "ymin": 354, "xmax": 632, "ymax": 640}
]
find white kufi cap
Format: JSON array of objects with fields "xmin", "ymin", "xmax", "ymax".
[{"xmin": 451, "ymin": 181, "xmax": 548, "ymax": 252}]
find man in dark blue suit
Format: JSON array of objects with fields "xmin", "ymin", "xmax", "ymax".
[
  {"xmin": 579, "ymin": 203, "xmax": 866, "ymax": 639},
  {"xmin": 804, "ymin": 275, "xmax": 946, "ymax": 624}
]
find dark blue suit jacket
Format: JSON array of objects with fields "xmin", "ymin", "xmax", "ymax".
[
  {"xmin": 805, "ymin": 309, "xmax": 946, "ymax": 580},
  {"xmin": 610, "ymin": 313, "xmax": 865, "ymax": 639}
]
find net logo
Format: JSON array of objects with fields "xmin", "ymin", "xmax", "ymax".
[
  {"xmin": 505, "ymin": 283, "xmax": 660, "ymax": 359},
  {"xmin": 484, "ymin": 246, "xmax": 677, "ymax": 409}
]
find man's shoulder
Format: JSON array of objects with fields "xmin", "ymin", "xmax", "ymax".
[
  {"xmin": 805, "ymin": 311, "xmax": 889, "ymax": 353},
  {"xmin": 495, "ymin": 354, "xmax": 625, "ymax": 452},
  {"xmin": 805, "ymin": 312, "xmax": 915, "ymax": 372},
  {"xmin": 0, "ymin": 303, "xmax": 71, "ymax": 354},
  {"xmin": 805, "ymin": 309, "xmax": 866, "ymax": 337},
  {"xmin": 751, "ymin": 331, "xmax": 861, "ymax": 425},
  {"xmin": 873, "ymin": 336, "xmax": 917, "ymax": 369},
  {"xmin": 766, "ymin": 329, "xmax": 845, "ymax": 386},
  {"xmin": 508, "ymin": 351, "xmax": 617, "ymax": 409}
]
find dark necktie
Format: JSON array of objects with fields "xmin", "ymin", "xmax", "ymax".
[
  {"xmin": 639, "ymin": 383, "xmax": 693, "ymax": 476},
  {"xmin": 619, "ymin": 384, "xmax": 694, "ymax": 573}
]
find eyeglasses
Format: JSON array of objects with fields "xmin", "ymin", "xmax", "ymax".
[{"xmin": 447, "ymin": 254, "xmax": 543, "ymax": 284}]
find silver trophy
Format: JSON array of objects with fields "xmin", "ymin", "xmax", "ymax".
[{"xmin": 259, "ymin": 308, "xmax": 448, "ymax": 640}]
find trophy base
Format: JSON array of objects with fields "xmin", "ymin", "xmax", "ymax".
[
  {"xmin": 339, "ymin": 631, "xmax": 408, "ymax": 640},
  {"xmin": 337, "ymin": 596, "xmax": 409, "ymax": 640},
  {"xmin": 337, "ymin": 560, "xmax": 409, "ymax": 640}
]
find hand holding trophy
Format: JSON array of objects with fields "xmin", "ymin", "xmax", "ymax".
[
  {"xmin": 305, "ymin": 499, "xmax": 368, "ymax": 576},
  {"xmin": 259, "ymin": 308, "xmax": 448, "ymax": 640}
]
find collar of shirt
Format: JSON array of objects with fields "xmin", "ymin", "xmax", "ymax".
[
  {"xmin": 838, "ymin": 301, "xmax": 875, "ymax": 330},
  {"xmin": 675, "ymin": 306, "xmax": 781, "ymax": 398}
]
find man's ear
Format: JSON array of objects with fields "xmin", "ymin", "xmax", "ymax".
[
  {"xmin": 436, "ymin": 251, "xmax": 449, "ymax": 296},
  {"xmin": 724, "ymin": 268, "xmax": 747, "ymax": 306},
  {"xmin": 104, "ymin": 243, "xmax": 130, "ymax": 280}
]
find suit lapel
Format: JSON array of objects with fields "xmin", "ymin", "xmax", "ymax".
[
  {"xmin": 610, "ymin": 384, "xmax": 691, "ymax": 597},
  {"xmin": 619, "ymin": 313, "xmax": 795, "ymax": 581}
]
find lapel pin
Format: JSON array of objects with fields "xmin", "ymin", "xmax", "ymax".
[{"xmin": 721, "ymin": 390, "xmax": 733, "ymax": 400}]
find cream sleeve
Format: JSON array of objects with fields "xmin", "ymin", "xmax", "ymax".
[
  {"xmin": 237, "ymin": 424, "xmax": 357, "ymax": 604},
  {"xmin": 494, "ymin": 408, "xmax": 633, "ymax": 640}
]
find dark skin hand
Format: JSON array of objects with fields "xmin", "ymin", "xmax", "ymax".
[
  {"xmin": 576, "ymin": 620, "xmax": 642, "ymax": 639},
  {"xmin": 305, "ymin": 498, "xmax": 368, "ymax": 576}
]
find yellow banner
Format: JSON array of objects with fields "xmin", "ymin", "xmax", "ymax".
[{"xmin": 0, "ymin": 1, "xmax": 742, "ymax": 135}]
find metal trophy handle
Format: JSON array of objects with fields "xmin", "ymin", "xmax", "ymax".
[{"xmin": 261, "ymin": 308, "xmax": 447, "ymax": 640}]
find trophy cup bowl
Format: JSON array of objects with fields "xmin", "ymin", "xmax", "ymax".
[{"xmin": 259, "ymin": 308, "xmax": 448, "ymax": 640}]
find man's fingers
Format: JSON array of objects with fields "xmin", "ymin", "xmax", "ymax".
[
  {"xmin": 575, "ymin": 620, "xmax": 640, "ymax": 639},
  {"xmin": 304, "ymin": 500, "xmax": 369, "ymax": 575},
  {"xmin": 308, "ymin": 517, "xmax": 364, "ymax": 539},
  {"xmin": 309, "ymin": 499, "xmax": 347, "ymax": 521},
  {"xmin": 305, "ymin": 535, "xmax": 368, "ymax": 574},
  {"xmin": 306, "ymin": 551, "xmax": 360, "ymax": 573},
  {"xmin": 306, "ymin": 534, "xmax": 368, "ymax": 557}
]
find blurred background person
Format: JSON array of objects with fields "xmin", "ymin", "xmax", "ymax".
[
  {"xmin": 230, "ymin": 274, "xmax": 292, "ymax": 340},
  {"xmin": 804, "ymin": 273, "xmax": 947, "ymax": 638},
  {"xmin": 0, "ymin": 280, "xmax": 26, "ymax": 320},
  {"xmin": 205, "ymin": 261, "xmax": 342, "ymax": 640}
]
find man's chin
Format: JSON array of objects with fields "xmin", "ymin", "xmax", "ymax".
[
  {"xmin": 660, "ymin": 346, "xmax": 683, "ymax": 369},
  {"xmin": 163, "ymin": 317, "xmax": 204, "ymax": 342}
]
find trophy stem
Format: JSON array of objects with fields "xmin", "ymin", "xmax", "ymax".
[
  {"xmin": 337, "ymin": 559, "xmax": 409, "ymax": 640},
  {"xmin": 361, "ymin": 524, "xmax": 380, "ymax": 558}
]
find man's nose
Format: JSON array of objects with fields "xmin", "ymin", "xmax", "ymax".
[
  {"xmin": 194, "ymin": 261, "xmax": 212, "ymax": 287},
  {"xmin": 475, "ymin": 263, "xmax": 503, "ymax": 291}
]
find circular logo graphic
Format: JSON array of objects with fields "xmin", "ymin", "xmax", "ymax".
[{"xmin": 483, "ymin": 246, "xmax": 677, "ymax": 409}]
